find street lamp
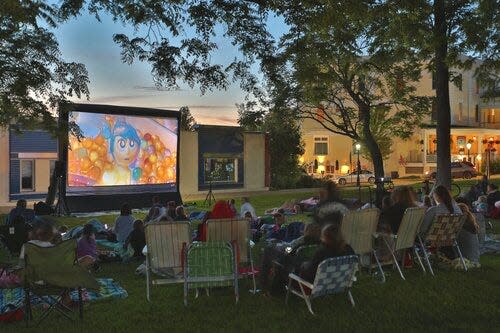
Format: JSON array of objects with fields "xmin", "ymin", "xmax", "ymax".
[
  {"xmin": 355, "ymin": 143, "xmax": 361, "ymax": 187},
  {"xmin": 466, "ymin": 142, "xmax": 472, "ymax": 162}
]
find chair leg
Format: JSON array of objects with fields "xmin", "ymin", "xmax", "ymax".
[
  {"xmin": 347, "ymin": 290, "xmax": 355, "ymax": 307},
  {"xmin": 248, "ymin": 243, "xmax": 258, "ymax": 294},
  {"xmin": 24, "ymin": 287, "xmax": 31, "ymax": 327},
  {"xmin": 418, "ymin": 236, "xmax": 434, "ymax": 276},
  {"xmin": 297, "ymin": 282, "xmax": 314, "ymax": 315},
  {"xmin": 383, "ymin": 237, "xmax": 404, "ymax": 280},
  {"xmin": 413, "ymin": 246, "xmax": 426, "ymax": 274},
  {"xmin": 454, "ymin": 242, "xmax": 468, "ymax": 272},
  {"xmin": 285, "ymin": 277, "xmax": 292, "ymax": 305},
  {"xmin": 145, "ymin": 257, "xmax": 151, "ymax": 302},
  {"xmin": 183, "ymin": 282, "xmax": 188, "ymax": 306},
  {"xmin": 372, "ymin": 250, "xmax": 386, "ymax": 283},
  {"xmin": 78, "ymin": 287, "xmax": 83, "ymax": 320}
]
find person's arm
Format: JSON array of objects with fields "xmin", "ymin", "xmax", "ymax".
[{"xmin": 419, "ymin": 207, "xmax": 436, "ymax": 235}]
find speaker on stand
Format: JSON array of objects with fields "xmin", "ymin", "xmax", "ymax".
[{"xmin": 53, "ymin": 161, "xmax": 70, "ymax": 216}]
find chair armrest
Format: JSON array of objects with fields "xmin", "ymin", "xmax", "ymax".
[
  {"xmin": 272, "ymin": 260, "xmax": 284, "ymax": 268},
  {"xmin": 288, "ymin": 273, "xmax": 314, "ymax": 289},
  {"xmin": 373, "ymin": 232, "xmax": 396, "ymax": 239}
]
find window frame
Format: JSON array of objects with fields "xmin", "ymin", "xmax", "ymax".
[
  {"xmin": 203, "ymin": 157, "xmax": 239, "ymax": 184},
  {"xmin": 313, "ymin": 136, "xmax": 329, "ymax": 156}
]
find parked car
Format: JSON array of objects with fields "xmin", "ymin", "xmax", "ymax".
[
  {"xmin": 329, "ymin": 170, "xmax": 376, "ymax": 185},
  {"xmin": 425, "ymin": 162, "xmax": 478, "ymax": 180}
]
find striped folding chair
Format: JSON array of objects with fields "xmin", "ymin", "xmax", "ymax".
[
  {"xmin": 144, "ymin": 221, "xmax": 191, "ymax": 301},
  {"xmin": 206, "ymin": 218, "xmax": 258, "ymax": 292},
  {"xmin": 417, "ymin": 214, "xmax": 466, "ymax": 275},
  {"xmin": 286, "ymin": 255, "xmax": 359, "ymax": 315},
  {"xmin": 379, "ymin": 207, "xmax": 426, "ymax": 279},
  {"xmin": 183, "ymin": 241, "xmax": 239, "ymax": 306},
  {"xmin": 340, "ymin": 208, "xmax": 384, "ymax": 282}
]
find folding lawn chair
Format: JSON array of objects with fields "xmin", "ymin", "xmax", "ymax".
[
  {"xmin": 144, "ymin": 221, "xmax": 191, "ymax": 301},
  {"xmin": 23, "ymin": 240, "xmax": 99, "ymax": 327},
  {"xmin": 378, "ymin": 207, "xmax": 426, "ymax": 279},
  {"xmin": 417, "ymin": 214, "xmax": 467, "ymax": 275},
  {"xmin": 206, "ymin": 218, "xmax": 258, "ymax": 292},
  {"xmin": 340, "ymin": 208, "xmax": 385, "ymax": 282},
  {"xmin": 183, "ymin": 241, "xmax": 239, "ymax": 306},
  {"xmin": 285, "ymin": 255, "xmax": 359, "ymax": 315}
]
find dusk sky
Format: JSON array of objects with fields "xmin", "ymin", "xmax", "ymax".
[{"xmin": 54, "ymin": 11, "xmax": 287, "ymax": 125}]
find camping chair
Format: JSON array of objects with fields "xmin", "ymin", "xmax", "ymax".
[
  {"xmin": 206, "ymin": 218, "xmax": 258, "ymax": 292},
  {"xmin": 340, "ymin": 208, "xmax": 384, "ymax": 282},
  {"xmin": 183, "ymin": 241, "xmax": 239, "ymax": 306},
  {"xmin": 144, "ymin": 221, "xmax": 191, "ymax": 301},
  {"xmin": 417, "ymin": 214, "xmax": 467, "ymax": 275},
  {"xmin": 285, "ymin": 255, "xmax": 359, "ymax": 315},
  {"xmin": 378, "ymin": 207, "xmax": 426, "ymax": 280},
  {"xmin": 23, "ymin": 240, "xmax": 99, "ymax": 326}
]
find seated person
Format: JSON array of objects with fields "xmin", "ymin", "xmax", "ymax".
[
  {"xmin": 7, "ymin": 199, "xmax": 35, "ymax": 226},
  {"xmin": 240, "ymin": 197, "xmax": 257, "ymax": 219},
  {"xmin": 174, "ymin": 206, "xmax": 189, "ymax": 221},
  {"xmin": 124, "ymin": 220, "xmax": 146, "ymax": 258},
  {"xmin": 77, "ymin": 223, "xmax": 98, "ymax": 269},
  {"xmin": 244, "ymin": 211, "xmax": 261, "ymax": 242},
  {"xmin": 260, "ymin": 223, "xmax": 322, "ymax": 293},
  {"xmin": 378, "ymin": 186, "xmax": 417, "ymax": 234},
  {"xmin": 456, "ymin": 203, "xmax": 480, "ymax": 264},
  {"xmin": 196, "ymin": 200, "xmax": 235, "ymax": 241},
  {"xmin": 420, "ymin": 185, "xmax": 462, "ymax": 236},
  {"xmin": 19, "ymin": 219, "xmax": 56, "ymax": 260},
  {"xmin": 228, "ymin": 199, "xmax": 238, "ymax": 216},
  {"xmin": 144, "ymin": 196, "xmax": 164, "ymax": 223},
  {"xmin": 299, "ymin": 213, "xmax": 355, "ymax": 283},
  {"xmin": 473, "ymin": 195, "xmax": 488, "ymax": 214},
  {"xmin": 166, "ymin": 201, "xmax": 177, "ymax": 219},
  {"xmin": 486, "ymin": 184, "xmax": 500, "ymax": 216},
  {"xmin": 264, "ymin": 209, "xmax": 287, "ymax": 240},
  {"xmin": 113, "ymin": 203, "xmax": 135, "ymax": 243},
  {"xmin": 2, "ymin": 215, "xmax": 31, "ymax": 254}
]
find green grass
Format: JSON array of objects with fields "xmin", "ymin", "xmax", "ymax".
[{"xmin": 2, "ymin": 190, "xmax": 500, "ymax": 332}]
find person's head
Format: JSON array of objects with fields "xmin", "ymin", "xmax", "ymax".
[
  {"xmin": 120, "ymin": 203, "xmax": 132, "ymax": 216},
  {"xmin": 314, "ymin": 202, "xmax": 349, "ymax": 225},
  {"xmin": 175, "ymin": 206, "xmax": 186, "ymax": 218},
  {"xmin": 303, "ymin": 223, "xmax": 322, "ymax": 242},
  {"xmin": 229, "ymin": 199, "xmax": 235, "ymax": 205},
  {"xmin": 478, "ymin": 195, "xmax": 487, "ymax": 203},
  {"xmin": 390, "ymin": 186, "xmax": 415, "ymax": 207},
  {"xmin": 273, "ymin": 208, "xmax": 286, "ymax": 226},
  {"xmin": 109, "ymin": 118, "xmax": 141, "ymax": 167},
  {"xmin": 487, "ymin": 183, "xmax": 498, "ymax": 193},
  {"xmin": 133, "ymin": 219, "xmax": 144, "ymax": 231},
  {"xmin": 152, "ymin": 196, "xmax": 161, "ymax": 205},
  {"xmin": 244, "ymin": 211, "xmax": 252, "ymax": 220},
  {"xmin": 35, "ymin": 221, "xmax": 55, "ymax": 242},
  {"xmin": 457, "ymin": 202, "xmax": 470, "ymax": 214},
  {"xmin": 423, "ymin": 195, "xmax": 433, "ymax": 207},
  {"xmin": 320, "ymin": 220, "xmax": 346, "ymax": 252},
  {"xmin": 16, "ymin": 199, "xmax": 27, "ymax": 209},
  {"xmin": 432, "ymin": 185, "xmax": 454, "ymax": 213},
  {"xmin": 82, "ymin": 223, "xmax": 94, "ymax": 241},
  {"xmin": 381, "ymin": 195, "xmax": 392, "ymax": 210}
]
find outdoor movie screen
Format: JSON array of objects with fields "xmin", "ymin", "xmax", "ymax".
[{"xmin": 66, "ymin": 111, "xmax": 178, "ymax": 194}]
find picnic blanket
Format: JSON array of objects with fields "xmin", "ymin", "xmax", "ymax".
[
  {"xmin": 480, "ymin": 234, "xmax": 500, "ymax": 255},
  {"xmin": 96, "ymin": 239, "xmax": 134, "ymax": 261},
  {"xmin": 0, "ymin": 278, "xmax": 127, "ymax": 315}
]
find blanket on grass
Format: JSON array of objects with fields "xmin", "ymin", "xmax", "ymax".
[{"xmin": 0, "ymin": 278, "xmax": 127, "ymax": 315}]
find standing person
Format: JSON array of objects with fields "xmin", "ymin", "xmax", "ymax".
[
  {"xmin": 77, "ymin": 224, "xmax": 98, "ymax": 269},
  {"xmin": 419, "ymin": 185, "xmax": 462, "ymax": 235},
  {"xmin": 240, "ymin": 197, "xmax": 257, "ymax": 219},
  {"xmin": 113, "ymin": 203, "xmax": 135, "ymax": 243}
]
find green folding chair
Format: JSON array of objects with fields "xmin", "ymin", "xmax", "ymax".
[
  {"xmin": 23, "ymin": 240, "xmax": 99, "ymax": 326},
  {"xmin": 183, "ymin": 241, "xmax": 239, "ymax": 306}
]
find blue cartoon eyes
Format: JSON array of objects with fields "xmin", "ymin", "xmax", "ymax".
[
  {"xmin": 119, "ymin": 139, "xmax": 126, "ymax": 149},
  {"xmin": 129, "ymin": 140, "xmax": 135, "ymax": 148}
]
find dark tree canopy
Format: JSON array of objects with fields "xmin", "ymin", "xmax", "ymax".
[{"xmin": 179, "ymin": 106, "xmax": 197, "ymax": 131}]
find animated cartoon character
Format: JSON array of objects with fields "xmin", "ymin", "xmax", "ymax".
[{"xmin": 101, "ymin": 118, "xmax": 141, "ymax": 185}]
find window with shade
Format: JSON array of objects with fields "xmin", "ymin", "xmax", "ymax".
[
  {"xmin": 204, "ymin": 157, "xmax": 238, "ymax": 183},
  {"xmin": 314, "ymin": 137, "xmax": 328, "ymax": 155}
]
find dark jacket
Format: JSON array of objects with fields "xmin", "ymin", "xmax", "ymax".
[
  {"xmin": 300, "ymin": 244, "xmax": 355, "ymax": 283},
  {"xmin": 379, "ymin": 203, "xmax": 411, "ymax": 234}
]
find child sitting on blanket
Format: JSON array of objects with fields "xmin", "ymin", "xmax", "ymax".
[
  {"xmin": 124, "ymin": 220, "xmax": 146, "ymax": 258},
  {"xmin": 77, "ymin": 223, "xmax": 98, "ymax": 270}
]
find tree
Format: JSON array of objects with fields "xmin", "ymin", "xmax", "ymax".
[
  {"xmin": 0, "ymin": 1, "xmax": 89, "ymax": 134},
  {"xmin": 377, "ymin": 0, "xmax": 499, "ymax": 188},
  {"xmin": 179, "ymin": 106, "xmax": 197, "ymax": 131},
  {"xmin": 263, "ymin": 1, "xmax": 431, "ymax": 201}
]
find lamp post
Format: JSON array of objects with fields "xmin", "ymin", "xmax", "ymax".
[
  {"xmin": 355, "ymin": 143, "xmax": 361, "ymax": 187},
  {"xmin": 466, "ymin": 142, "xmax": 472, "ymax": 162}
]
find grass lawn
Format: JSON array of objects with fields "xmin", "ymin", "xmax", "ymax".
[{"xmin": 2, "ymin": 188, "xmax": 500, "ymax": 332}]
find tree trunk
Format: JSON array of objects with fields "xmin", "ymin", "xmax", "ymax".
[
  {"xmin": 434, "ymin": 0, "xmax": 452, "ymax": 189},
  {"xmin": 360, "ymin": 105, "xmax": 385, "ymax": 206}
]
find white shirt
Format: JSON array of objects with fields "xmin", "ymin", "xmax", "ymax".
[{"xmin": 240, "ymin": 202, "xmax": 257, "ymax": 219}]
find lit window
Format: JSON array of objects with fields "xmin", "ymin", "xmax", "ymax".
[
  {"xmin": 204, "ymin": 158, "xmax": 238, "ymax": 183},
  {"xmin": 20, "ymin": 160, "xmax": 34, "ymax": 191},
  {"xmin": 314, "ymin": 137, "xmax": 328, "ymax": 155}
]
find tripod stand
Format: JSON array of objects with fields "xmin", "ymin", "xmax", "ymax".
[
  {"xmin": 54, "ymin": 175, "xmax": 69, "ymax": 216},
  {"xmin": 204, "ymin": 181, "xmax": 216, "ymax": 207}
]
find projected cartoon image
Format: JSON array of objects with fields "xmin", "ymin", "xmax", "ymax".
[{"xmin": 67, "ymin": 112, "xmax": 177, "ymax": 187}]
